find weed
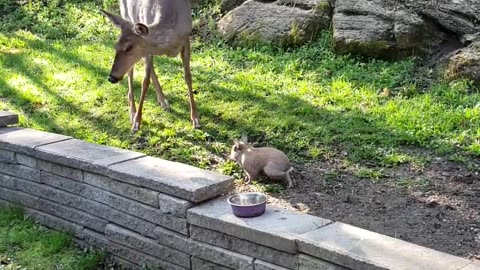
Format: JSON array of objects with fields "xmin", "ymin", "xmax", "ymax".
[
  {"xmin": 251, "ymin": 181, "xmax": 285, "ymax": 194},
  {"xmin": 397, "ymin": 177, "xmax": 431, "ymax": 190},
  {"xmin": 355, "ymin": 167, "xmax": 384, "ymax": 182}
]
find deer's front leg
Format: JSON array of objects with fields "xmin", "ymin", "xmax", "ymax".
[
  {"xmin": 181, "ymin": 40, "xmax": 200, "ymax": 129},
  {"xmin": 127, "ymin": 68, "xmax": 136, "ymax": 124},
  {"xmin": 132, "ymin": 56, "xmax": 152, "ymax": 132}
]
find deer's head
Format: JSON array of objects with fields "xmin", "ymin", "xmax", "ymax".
[{"xmin": 100, "ymin": 9, "xmax": 150, "ymax": 83}]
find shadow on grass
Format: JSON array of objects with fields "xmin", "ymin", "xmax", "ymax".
[
  {"xmin": 0, "ymin": 36, "xmax": 128, "ymax": 141},
  {"xmin": 1, "ymin": 31, "xmax": 477, "ymax": 166}
]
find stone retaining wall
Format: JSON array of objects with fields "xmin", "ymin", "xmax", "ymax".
[{"xmin": 0, "ymin": 112, "xmax": 478, "ymax": 270}]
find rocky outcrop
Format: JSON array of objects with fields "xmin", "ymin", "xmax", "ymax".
[
  {"xmin": 402, "ymin": 0, "xmax": 480, "ymax": 38},
  {"xmin": 333, "ymin": 0, "xmax": 445, "ymax": 59},
  {"xmin": 441, "ymin": 41, "xmax": 480, "ymax": 84},
  {"xmin": 219, "ymin": 0, "xmax": 248, "ymax": 14},
  {"xmin": 332, "ymin": 0, "xmax": 480, "ymax": 59},
  {"xmin": 217, "ymin": 0, "xmax": 332, "ymax": 47}
]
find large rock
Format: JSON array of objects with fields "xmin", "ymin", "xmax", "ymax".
[
  {"xmin": 219, "ymin": 0, "xmax": 248, "ymax": 13},
  {"xmin": 441, "ymin": 41, "xmax": 480, "ymax": 84},
  {"xmin": 218, "ymin": 0, "xmax": 332, "ymax": 47},
  {"xmin": 333, "ymin": 0, "xmax": 445, "ymax": 59},
  {"xmin": 190, "ymin": 0, "xmax": 247, "ymax": 13},
  {"xmin": 333, "ymin": 0, "xmax": 480, "ymax": 59},
  {"xmin": 402, "ymin": 0, "xmax": 480, "ymax": 38}
]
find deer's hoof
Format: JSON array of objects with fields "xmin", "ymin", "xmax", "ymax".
[
  {"xmin": 192, "ymin": 118, "xmax": 201, "ymax": 129},
  {"xmin": 131, "ymin": 122, "xmax": 140, "ymax": 133},
  {"xmin": 159, "ymin": 100, "xmax": 171, "ymax": 111}
]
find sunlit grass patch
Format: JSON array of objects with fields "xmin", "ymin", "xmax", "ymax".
[
  {"xmin": 0, "ymin": 206, "xmax": 103, "ymax": 270},
  {"xmin": 0, "ymin": 0, "xmax": 478, "ymax": 179}
]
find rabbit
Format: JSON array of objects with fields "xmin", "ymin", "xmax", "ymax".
[{"xmin": 229, "ymin": 135, "xmax": 294, "ymax": 188}]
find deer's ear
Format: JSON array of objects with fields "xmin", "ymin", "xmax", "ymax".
[
  {"xmin": 133, "ymin": 23, "xmax": 149, "ymax": 37},
  {"xmin": 100, "ymin": 9, "xmax": 126, "ymax": 28}
]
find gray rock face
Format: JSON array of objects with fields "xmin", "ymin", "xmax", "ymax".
[
  {"xmin": 333, "ymin": 0, "xmax": 445, "ymax": 59},
  {"xmin": 402, "ymin": 0, "xmax": 480, "ymax": 37},
  {"xmin": 333, "ymin": 0, "xmax": 479, "ymax": 60},
  {"xmin": 441, "ymin": 41, "xmax": 480, "ymax": 84},
  {"xmin": 218, "ymin": 0, "xmax": 331, "ymax": 47},
  {"xmin": 219, "ymin": 0, "xmax": 247, "ymax": 13}
]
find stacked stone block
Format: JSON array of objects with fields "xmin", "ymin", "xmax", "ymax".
[{"xmin": 0, "ymin": 112, "xmax": 478, "ymax": 270}]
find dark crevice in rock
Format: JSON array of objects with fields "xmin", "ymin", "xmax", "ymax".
[
  {"xmin": 417, "ymin": 12, "xmax": 463, "ymax": 61},
  {"xmin": 255, "ymin": 0, "xmax": 276, "ymax": 3},
  {"xmin": 277, "ymin": 2, "xmax": 314, "ymax": 11},
  {"xmin": 341, "ymin": 10, "xmax": 373, "ymax": 17},
  {"xmin": 425, "ymin": 36, "xmax": 463, "ymax": 68}
]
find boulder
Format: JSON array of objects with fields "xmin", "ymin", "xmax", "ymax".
[
  {"xmin": 217, "ymin": 0, "xmax": 332, "ymax": 47},
  {"xmin": 332, "ymin": 0, "xmax": 480, "ymax": 60},
  {"xmin": 333, "ymin": 0, "xmax": 445, "ymax": 59},
  {"xmin": 402, "ymin": 0, "xmax": 480, "ymax": 37},
  {"xmin": 441, "ymin": 41, "xmax": 480, "ymax": 84},
  {"xmin": 190, "ymin": 0, "xmax": 247, "ymax": 13},
  {"xmin": 219, "ymin": 0, "xmax": 248, "ymax": 14}
]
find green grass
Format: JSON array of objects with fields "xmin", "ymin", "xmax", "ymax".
[
  {"xmin": 354, "ymin": 167, "xmax": 384, "ymax": 183},
  {"xmin": 0, "ymin": 0, "xmax": 479, "ymax": 176},
  {"xmin": 0, "ymin": 206, "xmax": 103, "ymax": 270}
]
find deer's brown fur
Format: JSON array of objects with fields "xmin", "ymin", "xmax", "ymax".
[{"xmin": 101, "ymin": 0, "xmax": 199, "ymax": 132}]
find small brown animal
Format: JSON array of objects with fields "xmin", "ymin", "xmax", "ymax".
[{"xmin": 229, "ymin": 137, "xmax": 294, "ymax": 188}]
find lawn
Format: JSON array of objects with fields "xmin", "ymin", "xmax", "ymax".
[
  {"xmin": 0, "ymin": 0, "xmax": 479, "ymax": 259},
  {"xmin": 0, "ymin": 206, "xmax": 102, "ymax": 270},
  {"xmin": 1, "ymin": 1, "xmax": 479, "ymax": 172}
]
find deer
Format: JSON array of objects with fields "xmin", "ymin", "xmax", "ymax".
[{"xmin": 100, "ymin": 0, "xmax": 200, "ymax": 132}]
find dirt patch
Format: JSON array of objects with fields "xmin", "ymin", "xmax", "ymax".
[{"xmin": 234, "ymin": 153, "xmax": 480, "ymax": 260}]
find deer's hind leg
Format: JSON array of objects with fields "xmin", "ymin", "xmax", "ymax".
[
  {"xmin": 180, "ymin": 39, "xmax": 200, "ymax": 129},
  {"xmin": 150, "ymin": 65, "xmax": 170, "ymax": 111},
  {"xmin": 127, "ymin": 68, "xmax": 136, "ymax": 124}
]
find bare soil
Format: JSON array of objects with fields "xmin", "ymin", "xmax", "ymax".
[{"xmin": 235, "ymin": 152, "xmax": 480, "ymax": 260}]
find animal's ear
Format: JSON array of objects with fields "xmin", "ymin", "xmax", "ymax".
[
  {"xmin": 240, "ymin": 134, "xmax": 248, "ymax": 143},
  {"xmin": 100, "ymin": 9, "xmax": 126, "ymax": 28},
  {"xmin": 133, "ymin": 23, "xmax": 149, "ymax": 37}
]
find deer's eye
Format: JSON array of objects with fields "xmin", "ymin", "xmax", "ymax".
[
  {"xmin": 233, "ymin": 146, "xmax": 238, "ymax": 151},
  {"xmin": 125, "ymin": 45, "xmax": 133, "ymax": 53}
]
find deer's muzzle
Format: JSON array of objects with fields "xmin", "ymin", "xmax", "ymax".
[{"xmin": 108, "ymin": 75, "xmax": 121, "ymax": 84}]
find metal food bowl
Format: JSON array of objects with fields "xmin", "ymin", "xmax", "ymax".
[{"xmin": 227, "ymin": 192, "xmax": 267, "ymax": 218}]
